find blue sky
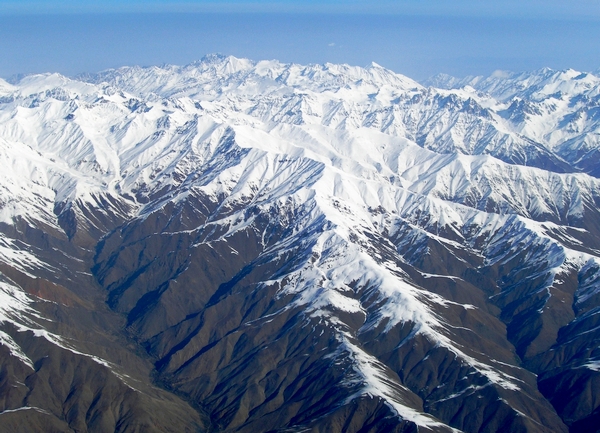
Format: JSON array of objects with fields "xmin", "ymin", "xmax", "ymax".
[{"xmin": 1, "ymin": 0, "xmax": 599, "ymax": 80}]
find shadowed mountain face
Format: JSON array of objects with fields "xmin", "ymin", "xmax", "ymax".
[{"xmin": 1, "ymin": 55, "xmax": 600, "ymax": 432}]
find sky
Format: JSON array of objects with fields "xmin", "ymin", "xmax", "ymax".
[{"xmin": 1, "ymin": 0, "xmax": 600, "ymax": 81}]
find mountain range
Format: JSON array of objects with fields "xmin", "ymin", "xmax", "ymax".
[{"xmin": 0, "ymin": 54, "xmax": 599, "ymax": 432}]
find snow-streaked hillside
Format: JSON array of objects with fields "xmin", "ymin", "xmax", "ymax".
[{"xmin": 1, "ymin": 55, "xmax": 600, "ymax": 432}]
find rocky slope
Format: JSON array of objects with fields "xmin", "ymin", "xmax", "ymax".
[{"xmin": 0, "ymin": 55, "xmax": 600, "ymax": 432}]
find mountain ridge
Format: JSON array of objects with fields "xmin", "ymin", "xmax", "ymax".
[{"xmin": 0, "ymin": 55, "xmax": 599, "ymax": 432}]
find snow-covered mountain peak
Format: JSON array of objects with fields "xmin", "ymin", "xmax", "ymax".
[
  {"xmin": 433, "ymin": 67, "xmax": 600, "ymax": 102},
  {"xmin": 79, "ymin": 54, "xmax": 422, "ymax": 102},
  {"xmin": 184, "ymin": 53, "xmax": 259, "ymax": 79},
  {"xmin": 2, "ymin": 57, "xmax": 600, "ymax": 227},
  {"xmin": 0, "ymin": 78, "xmax": 16, "ymax": 96}
]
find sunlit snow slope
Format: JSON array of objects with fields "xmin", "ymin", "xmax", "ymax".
[{"xmin": 1, "ymin": 55, "xmax": 600, "ymax": 432}]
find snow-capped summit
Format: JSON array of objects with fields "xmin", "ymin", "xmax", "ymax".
[{"xmin": 82, "ymin": 54, "xmax": 421, "ymax": 99}]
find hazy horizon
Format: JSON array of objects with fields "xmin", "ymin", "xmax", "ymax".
[{"xmin": 1, "ymin": 1, "xmax": 599, "ymax": 80}]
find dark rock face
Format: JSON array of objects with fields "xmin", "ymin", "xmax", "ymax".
[
  {"xmin": 0, "ymin": 214, "xmax": 211, "ymax": 432},
  {"xmin": 89, "ymin": 190, "xmax": 570, "ymax": 433},
  {"xmin": 2, "ymin": 58, "xmax": 600, "ymax": 432}
]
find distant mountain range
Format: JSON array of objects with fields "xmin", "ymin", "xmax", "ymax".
[{"xmin": 0, "ymin": 54, "xmax": 599, "ymax": 432}]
